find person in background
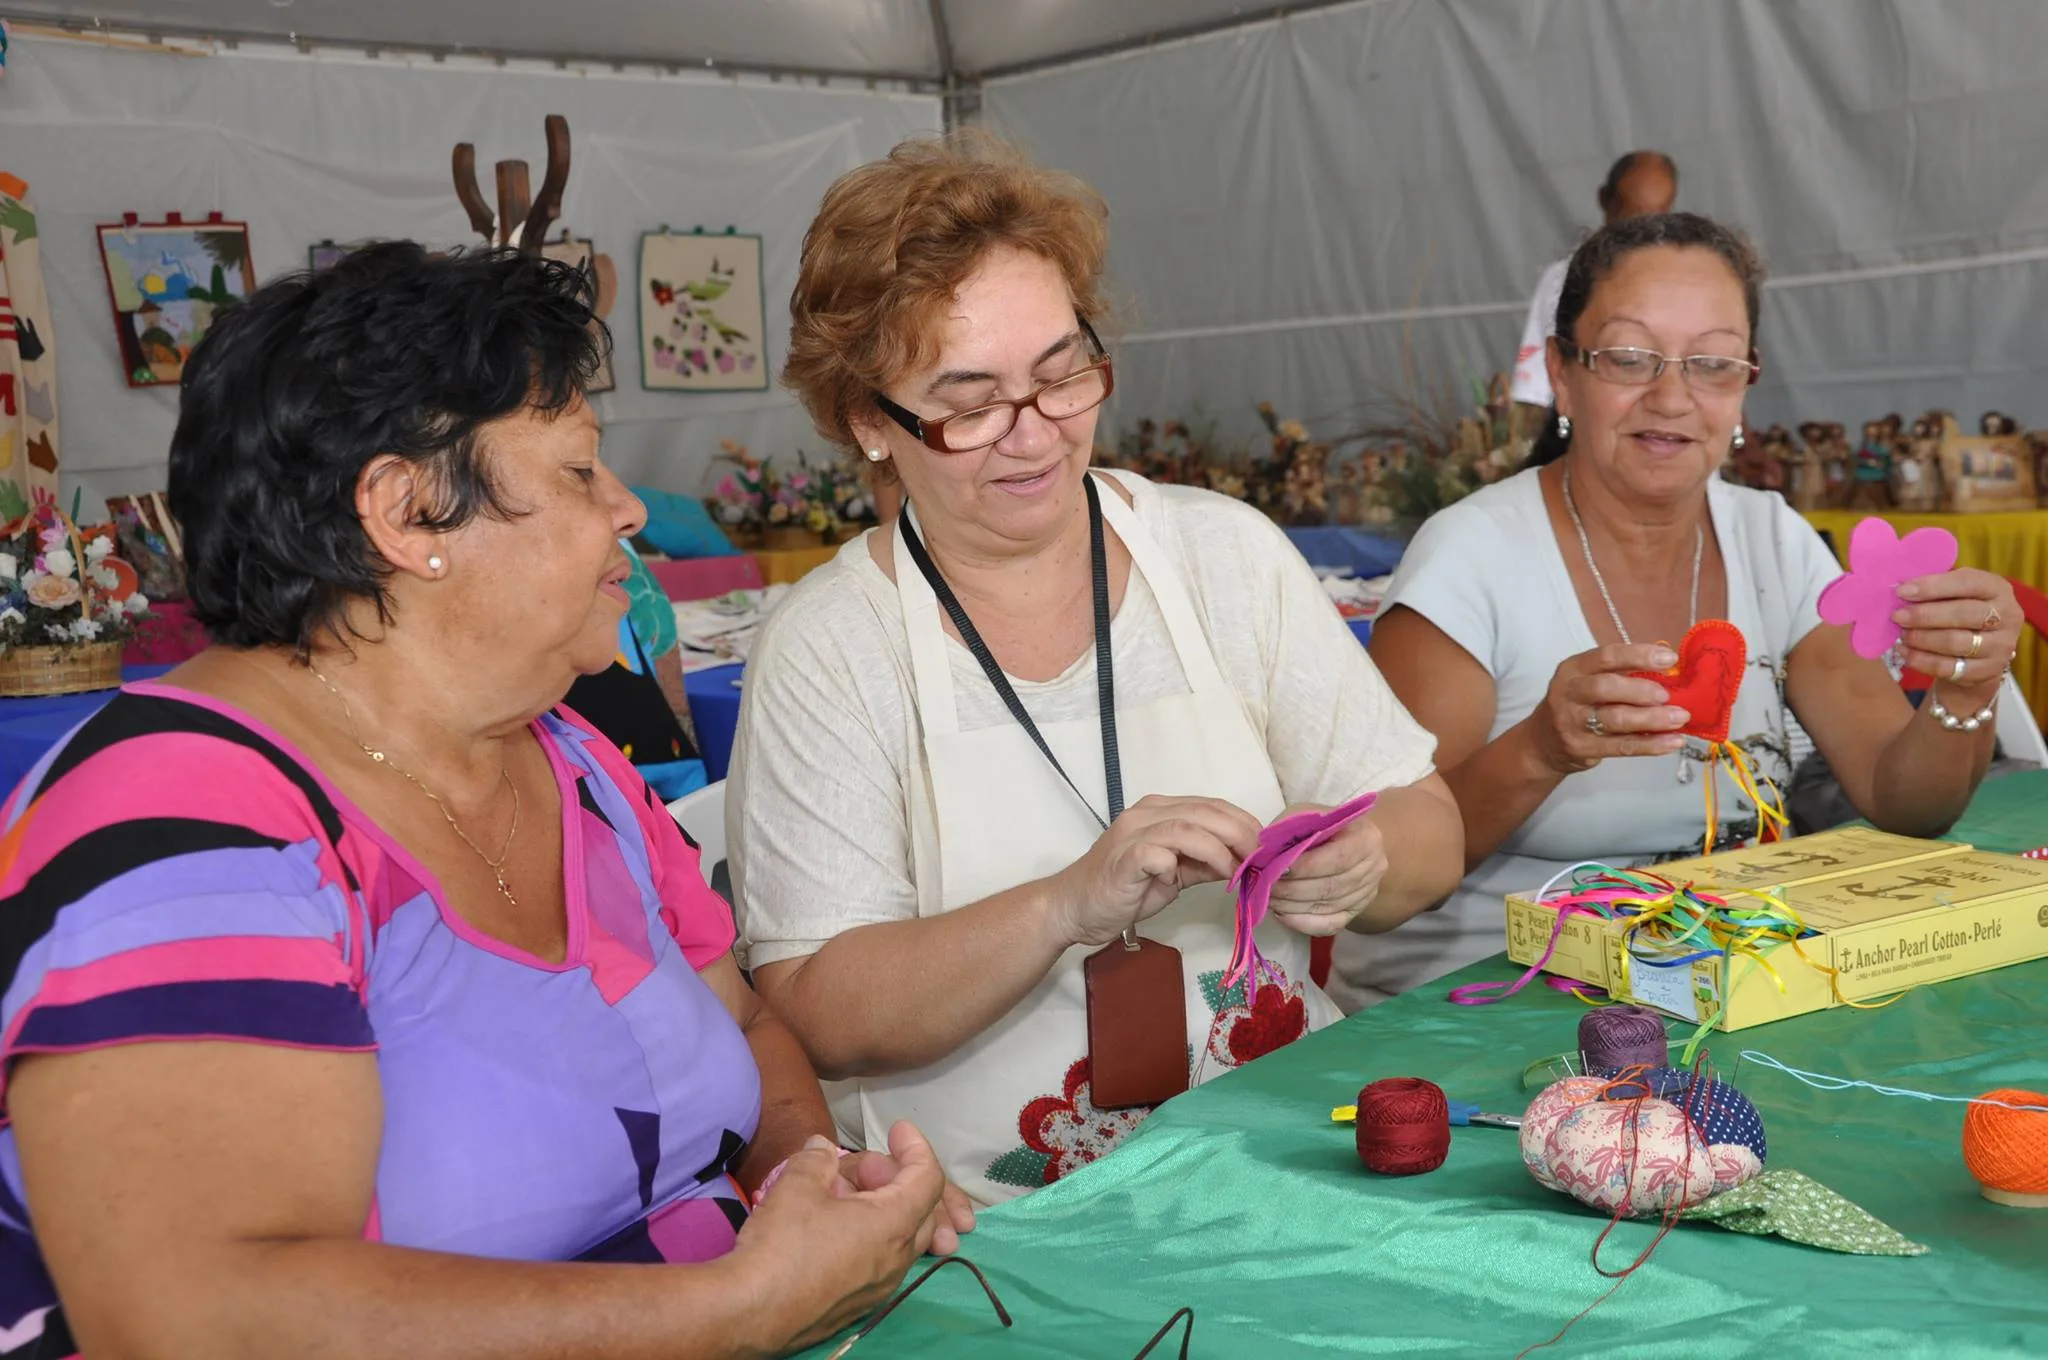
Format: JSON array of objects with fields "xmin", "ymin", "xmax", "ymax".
[
  {"xmin": 1331, "ymin": 212, "xmax": 2017, "ymax": 1011},
  {"xmin": 1510, "ymin": 151, "xmax": 1679, "ymax": 418},
  {"xmin": 731, "ymin": 132, "xmax": 1463, "ymax": 1206},
  {"xmin": 0, "ymin": 243, "xmax": 972, "ymax": 1359},
  {"xmin": 563, "ymin": 539, "xmax": 707, "ymax": 800}
]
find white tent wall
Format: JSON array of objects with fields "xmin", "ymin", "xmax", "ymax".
[
  {"xmin": 981, "ymin": 0, "xmax": 2048, "ymax": 449},
  {"xmin": 0, "ymin": 33, "xmax": 940, "ymax": 510}
]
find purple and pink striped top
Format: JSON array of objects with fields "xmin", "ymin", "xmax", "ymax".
[{"xmin": 0, "ymin": 681, "xmax": 762, "ymax": 1358}]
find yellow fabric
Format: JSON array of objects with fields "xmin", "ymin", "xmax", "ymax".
[
  {"xmin": 1803, "ymin": 507, "xmax": 2048, "ymax": 725},
  {"xmin": 750, "ymin": 545, "xmax": 838, "ymax": 586}
]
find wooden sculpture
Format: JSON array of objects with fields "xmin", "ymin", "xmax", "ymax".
[{"xmin": 453, "ymin": 114, "xmax": 571, "ymax": 252}]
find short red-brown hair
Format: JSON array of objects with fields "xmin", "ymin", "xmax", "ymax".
[{"xmin": 784, "ymin": 130, "xmax": 1111, "ymax": 470}]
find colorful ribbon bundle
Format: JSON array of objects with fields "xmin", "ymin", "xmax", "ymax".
[
  {"xmin": 1453, "ymin": 863, "xmax": 1897, "ymax": 1062},
  {"xmin": 1226, "ymin": 792, "xmax": 1378, "ymax": 999}
]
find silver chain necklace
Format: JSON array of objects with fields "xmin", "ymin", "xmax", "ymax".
[{"xmin": 1561, "ymin": 460, "xmax": 1702, "ymax": 646}]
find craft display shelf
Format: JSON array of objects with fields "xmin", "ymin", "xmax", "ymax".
[{"xmin": 1504, "ymin": 827, "xmax": 2048, "ymax": 1032}]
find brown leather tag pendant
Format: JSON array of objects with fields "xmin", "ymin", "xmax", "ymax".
[{"xmin": 1083, "ymin": 936, "xmax": 1191, "ymax": 1110}]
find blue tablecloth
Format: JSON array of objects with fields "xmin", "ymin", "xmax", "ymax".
[
  {"xmin": 0, "ymin": 666, "xmax": 176, "ymax": 798},
  {"xmin": 684, "ymin": 664, "xmax": 745, "ymax": 782},
  {"xmin": 1283, "ymin": 526, "xmax": 1407, "ymax": 579}
]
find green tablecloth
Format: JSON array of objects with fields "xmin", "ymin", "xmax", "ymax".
[
  {"xmin": 805, "ymin": 948, "xmax": 2048, "ymax": 1359},
  {"xmin": 1942, "ymin": 768, "xmax": 2048, "ymax": 855}
]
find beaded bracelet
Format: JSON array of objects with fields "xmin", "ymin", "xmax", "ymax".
[{"xmin": 1927, "ymin": 686, "xmax": 1997, "ymax": 733}]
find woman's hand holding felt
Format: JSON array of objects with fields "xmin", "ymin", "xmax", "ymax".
[
  {"xmin": 1266, "ymin": 808, "xmax": 1389, "ymax": 936},
  {"xmin": 1893, "ymin": 570, "xmax": 2022, "ymax": 703},
  {"xmin": 1049, "ymin": 794, "xmax": 1263, "ymax": 947},
  {"xmin": 1529, "ymin": 642, "xmax": 1692, "ymax": 774}
]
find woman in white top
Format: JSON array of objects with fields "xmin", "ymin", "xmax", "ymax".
[
  {"xmin": 1331, "ymin": 212, "xmax": 2020, "ymax": 1010},
  {"xmin": 730, "ymin": 132, "xmax": 1463, "ymax": 1205}
]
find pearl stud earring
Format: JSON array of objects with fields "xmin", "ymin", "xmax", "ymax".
[
  {"xmin": 427, "ymin": 555, "xmax": 444, "ymax": 573},
  {"xmin": 866, "ymin": 448, "xmax": 885, "ymax": 463}
]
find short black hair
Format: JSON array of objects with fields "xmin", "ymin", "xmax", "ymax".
[
  {"xmin": 1597, "ymin": 150, "xmax": 1678, "ymax": 212},
  {"xmin": 168, "ymin": 242, "xmax": 606, "ymax": 651},
  {"xmin": 1526, "ymin": 211, "xmax": 1764, "ymax": 468}
]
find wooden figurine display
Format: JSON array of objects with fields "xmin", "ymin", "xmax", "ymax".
[
  {"xmin": 2028, "ymin": 429, "xmax": 2048, "ymax": 510},
  {"xmin": 1938, "ymin": 412, "xmax": 2036, "ymax": 512},
  {"xmin": 1890, "ymin": 411, "xmax": 1945, "ymax": 512},
  {"xmin": 1726, "ymin": 422, "xmax": 1788, "ymax": 492},
  {"xmin": 1847, "ymin": 413, "xmax": 1902, "ymax": 510},
  {"xmin": 1791, "ymin": 421, "xmax": 1850, "ymax": 511}
]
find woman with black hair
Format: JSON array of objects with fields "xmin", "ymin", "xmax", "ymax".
[
  {"xmin": 0, "ymin": 243, "xmax": 970, "ymax": 1358},
  {"xmin": 1329, "ymin": 212, "xmax": 2020, "ymax": 1010}
]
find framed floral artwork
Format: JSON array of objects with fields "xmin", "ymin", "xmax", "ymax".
[{"xmin": 638, "ymin": 229, "xmax": 767, "ymax": 392}]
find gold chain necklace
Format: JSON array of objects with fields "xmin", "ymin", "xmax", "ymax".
[{"xmin": 307, "ymin": 663, "xmax": 522, "ymax": 906}]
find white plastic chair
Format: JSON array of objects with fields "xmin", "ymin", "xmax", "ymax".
[
  {"xmin": 1995, "ymin": 673, "xmax": 2048, "ymax": 767},
  {"xmin": 667, "ymin": 780, "xmax": 728, "ymax": 896}
]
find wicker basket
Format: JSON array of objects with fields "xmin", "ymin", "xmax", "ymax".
[{"xmin": 0, "ymin": 639, "xmax": 126, "ymax": 697}]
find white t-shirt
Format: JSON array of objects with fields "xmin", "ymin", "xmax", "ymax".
[
  {"xmin": 1326, "ymin": 466, "xmax": 1842, "ymax": 1010},
  {"xmin": 730, "ymin": 476, "xmax": 1439, "ymax": 970},
  {"xmin": 1511, "ymin": 257, "xmax": 1571, "ymax": 407}
]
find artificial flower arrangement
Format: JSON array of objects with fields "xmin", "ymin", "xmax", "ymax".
[
  {"xmin": 708, "ymin": 442, "xmax": 877, "ymax": 547},
  {"xmin": 1349, "ymin": 374, "xmax": 1525, "ymax": 534},
  {"xmin": 0, "ymin": 489, "xmax": 152, "ymax": 695},
  {"xmin": 1103, "ymin": 404, "xmax": 1330, "ymax": 525},
  {"xmin": 1247, "ymin": 403, "xmax": 1335, "ymax": 527},
  {"xmin": 709, "ymin": 440, "xmax": 773, "ymax": 537}
]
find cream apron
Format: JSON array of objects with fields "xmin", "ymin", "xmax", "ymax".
[{"xmin": 841, "ymin": 470, "xmax": 1342, "ymax": 1205}]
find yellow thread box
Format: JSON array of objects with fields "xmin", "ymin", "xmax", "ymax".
[{"xmin": 1502, "ymin": 830, "xmax": 2048, "ymax": 1030}]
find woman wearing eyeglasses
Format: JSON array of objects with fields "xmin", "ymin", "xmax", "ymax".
[
  {"xmin": 1328, "ymin": 212, "xmax": 2018, "ymax": 1010},
  {"xmin": 729, "ymin": 133, "xmax": 1463, "ymax": 1205}
]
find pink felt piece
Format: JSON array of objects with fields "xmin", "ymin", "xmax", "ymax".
[
  {"xmin": 1225, "ymin": 792, "xmax": 1377, "ymax": 997},
  {"xmin": 646, "ymin": 555, "xmax": 765, "ymax": 601},
  {"xmin": 1815, "ymin": 518, "xmax": 1959, "ymax": 659}
]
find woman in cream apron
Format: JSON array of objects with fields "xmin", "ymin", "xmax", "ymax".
[{"xmin": 835, "ymin": 471, "xmax": 1342, "ymax": 1204}]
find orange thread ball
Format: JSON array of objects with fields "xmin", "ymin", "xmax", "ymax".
[{"xmin": 1961, "ymin": 1089, "xmax": 2048, "ymax": 1207}]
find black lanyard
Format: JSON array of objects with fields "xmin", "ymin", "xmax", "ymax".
[{"xmin": 900, "ymin": 473, "xmax": 1123, "ymax": 830}]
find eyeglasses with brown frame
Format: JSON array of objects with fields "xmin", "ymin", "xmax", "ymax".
[
  {"xmin": 825, "ymin": 1257, "xmax": 1194, "ymax": 1360},
  {"xmin": 1555, "ymin": 337, "xmax": 1761, "ymax": 394},
  {"xmin": 873, "ymin": 319, "xmax": 1116, "ymax": 454}
]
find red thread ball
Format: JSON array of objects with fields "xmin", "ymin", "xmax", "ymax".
[{"xmin": 1355, "ymin": 1076, "xmax": 1451, "ymax": 1176}]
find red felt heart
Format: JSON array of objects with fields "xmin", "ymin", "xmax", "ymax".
[{"xmin": 1632, "ymin": 620, "xmax": 1746, "ymax": 743}]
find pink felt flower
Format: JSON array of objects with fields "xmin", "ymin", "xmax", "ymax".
[{"xmin": 1816, "ymin": 517, "xmax": 1959, "ymax": 659}]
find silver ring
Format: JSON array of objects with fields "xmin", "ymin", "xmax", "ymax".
[
  {"xmin": 1952, "ymin": 656, "xmax": 1968, "ymax": 683},
  {"xmin": 1586, "ymin": 708, "xmax": 1606, "ymax": 737}
]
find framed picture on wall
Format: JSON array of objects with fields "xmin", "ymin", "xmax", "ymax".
[
  {"xmin": 637, "ymin": 228, "xmax": 768, "ymax": 392},
  {"xmin": 542, "ymin": 234, "xmax": 618, "ymax": 394},
  {"xmin": 96, "ymin": 215, "xmax": 257, "ymax": 388}
]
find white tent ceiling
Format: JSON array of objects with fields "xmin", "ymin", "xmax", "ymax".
[{"xmin": 0, "ymin": 0, "xmax": 1357, "ymax": 82}]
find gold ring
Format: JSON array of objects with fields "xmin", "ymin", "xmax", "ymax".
[{"xmin": 1969, "ymin": 632, "xmax": 1985, "ymax": 659}]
